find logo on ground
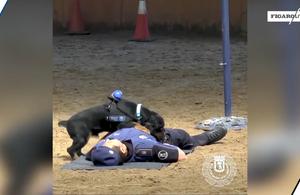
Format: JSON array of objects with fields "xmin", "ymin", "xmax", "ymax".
[
  {"xmin": 267, "ymin": 8, "xmax": 300, "ymax": 24},
  {"xmin": 0, "ymin": 0, "xmax": 8, "ymax": 15},
  {"xmin": 157, "ymin": 150, "xmax": 168, "ymax": 160},
  {"xmin": 202, "ymin": 153, "xmax": 237, "ymax": 187}
]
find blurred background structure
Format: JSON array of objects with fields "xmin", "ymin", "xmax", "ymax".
[
  {"xmin": 248, "ymin": 0, "xmax": 300, "ymax": 194},
  {"xmin": 0, "ymin": 0, "xmax": 52, "ymax": 194}
]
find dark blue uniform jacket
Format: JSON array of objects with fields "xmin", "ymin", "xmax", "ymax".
[{"xmin": 95, "ymin": 128, "xmax": 179, "ymax": 163}]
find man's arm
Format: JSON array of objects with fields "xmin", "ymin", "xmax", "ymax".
[{"xmin": 152, "ymin": 143, "xmax": 187, "ymax": 163}]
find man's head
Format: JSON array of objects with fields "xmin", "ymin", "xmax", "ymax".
[
  {"xmin": 103, "ymin": 139, "xmax": 128, "ymax": 157},
  {"xmin": 91, "ymin": 139, "xmax": 128, "ymax": 166}
]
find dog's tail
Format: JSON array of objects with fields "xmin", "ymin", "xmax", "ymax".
[{"xmin": 58, "ymin": 120, "xmax": 68, "ymax": 128}]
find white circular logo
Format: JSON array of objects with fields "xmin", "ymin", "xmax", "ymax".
[
  {"xmin": 139, "ymin": 135, "xmax": 148, "ymax": 139},
  {"xmin": 202, "ymin": 153, "xmax": 237, "ymax": 187},
  {"xmin": 157, "ymin": 150, "xmax": 168, "ymax": 160}
]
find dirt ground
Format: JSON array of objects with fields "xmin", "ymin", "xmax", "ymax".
[{"xmin": 53, "ymin": 31, "xmax": 247, "ymax": 195}]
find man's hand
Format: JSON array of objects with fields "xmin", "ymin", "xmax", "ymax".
[{"xmin": 177, "ymin": 148, "xmax": 187, "ymax": 161}]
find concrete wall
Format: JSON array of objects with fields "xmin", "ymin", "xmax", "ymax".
[{"xmin": 54, "ymin": 0, "xmax": 247, "ymax": 33}]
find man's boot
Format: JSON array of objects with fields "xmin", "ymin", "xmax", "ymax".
[{"xmin": 205, "ymin": 125, "xmax": 228, "ymax": 144}]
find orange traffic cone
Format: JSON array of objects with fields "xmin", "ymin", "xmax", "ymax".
[
  {"xmin": 67, "ymin": 0, "xmax": 90, "ymax": 35},
  {"xmin": 131, "ymin": 0, "xmax": 152, "ymax": 41}
]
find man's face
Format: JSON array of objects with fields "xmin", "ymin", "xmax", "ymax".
[{"xmin": 103, "ymin": 139, "xmax": 127, "ymax": 155}]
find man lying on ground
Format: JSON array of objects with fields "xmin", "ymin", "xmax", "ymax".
[{"xmin": 85, "ymin": 124, "xmax": 227, "ymax": 166}]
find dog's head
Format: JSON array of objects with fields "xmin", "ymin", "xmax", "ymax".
[
  {"xmin": 144, "ymin": 112, "xmax": 165, "ymax": 141},
  {"xmin": 116, "ymin": 99, "xmax": 166, "ymax": 141}
]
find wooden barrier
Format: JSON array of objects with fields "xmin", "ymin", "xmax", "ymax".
[{"xmin": 53, "ymin": 0, "xmax": 246, "ymax": 33}]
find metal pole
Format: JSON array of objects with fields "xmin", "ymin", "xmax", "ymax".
[
  {"xmin": 196, "ymin": 0, "xmax": 247, "ymax": 131},
  {"xmin": 221, "ymin": 0, "xmax": 232, "ymax": 117}
]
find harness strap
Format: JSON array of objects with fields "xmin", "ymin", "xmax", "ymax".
[{"xmin": 136, "ymin": 104, "xmax": 142, "ymax": 121}]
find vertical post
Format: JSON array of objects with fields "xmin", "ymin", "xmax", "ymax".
[{"xmin": 221, "ymin": 0, "xmax": 232, "ymax": 117}]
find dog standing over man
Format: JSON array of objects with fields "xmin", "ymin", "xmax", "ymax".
[{"xmin": 58, "ymin": 90, "xmax": 166, "ymax": 159}]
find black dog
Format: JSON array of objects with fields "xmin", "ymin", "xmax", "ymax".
[{"xmin": 59, "ymin": 97, "xmax": 165, "ymax": 159}]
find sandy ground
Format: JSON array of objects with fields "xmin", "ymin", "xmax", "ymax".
[{"xmin": 53, "ymin": 31, "xmax": 247, "ymax": 194}]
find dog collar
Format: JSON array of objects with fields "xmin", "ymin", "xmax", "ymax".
[{"xmin": 136, "ymin": 104, "xmax": 142, "ymax": 120}]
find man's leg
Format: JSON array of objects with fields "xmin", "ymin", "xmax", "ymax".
[
  {"xmin": 191, "ymin": 125, "xmax": 228, "ymax": 147},
  {"xmin": 164, "ymin": 126, "xmax": 228, "ymax": 149},
  {"xmin": 164, "ymin": 128, "xmax": 195, "ymax": 149},
  {"xmin": 164, "ymin": 128, "xmax": 211, "ymax": 148}
]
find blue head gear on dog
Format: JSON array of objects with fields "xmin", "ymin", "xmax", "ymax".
[
  {"xmin": 111, "ymin": 90, "xmax": 123, "ymax": 102},
  {"xmin": 91, "ymin": 146, "xmax": 122, "ymax": 166}
]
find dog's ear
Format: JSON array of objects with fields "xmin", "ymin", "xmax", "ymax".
[
  {"xmin": 151, "ymin": 112, "xmax": 165, "ymax": 128},
  {"xmin": 145, "ymin": 113, "xmax": 165, "ymax": 131},
  {"xmin": 145, "ymin": 118, "xmax": 165, "ymax": 142}
]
